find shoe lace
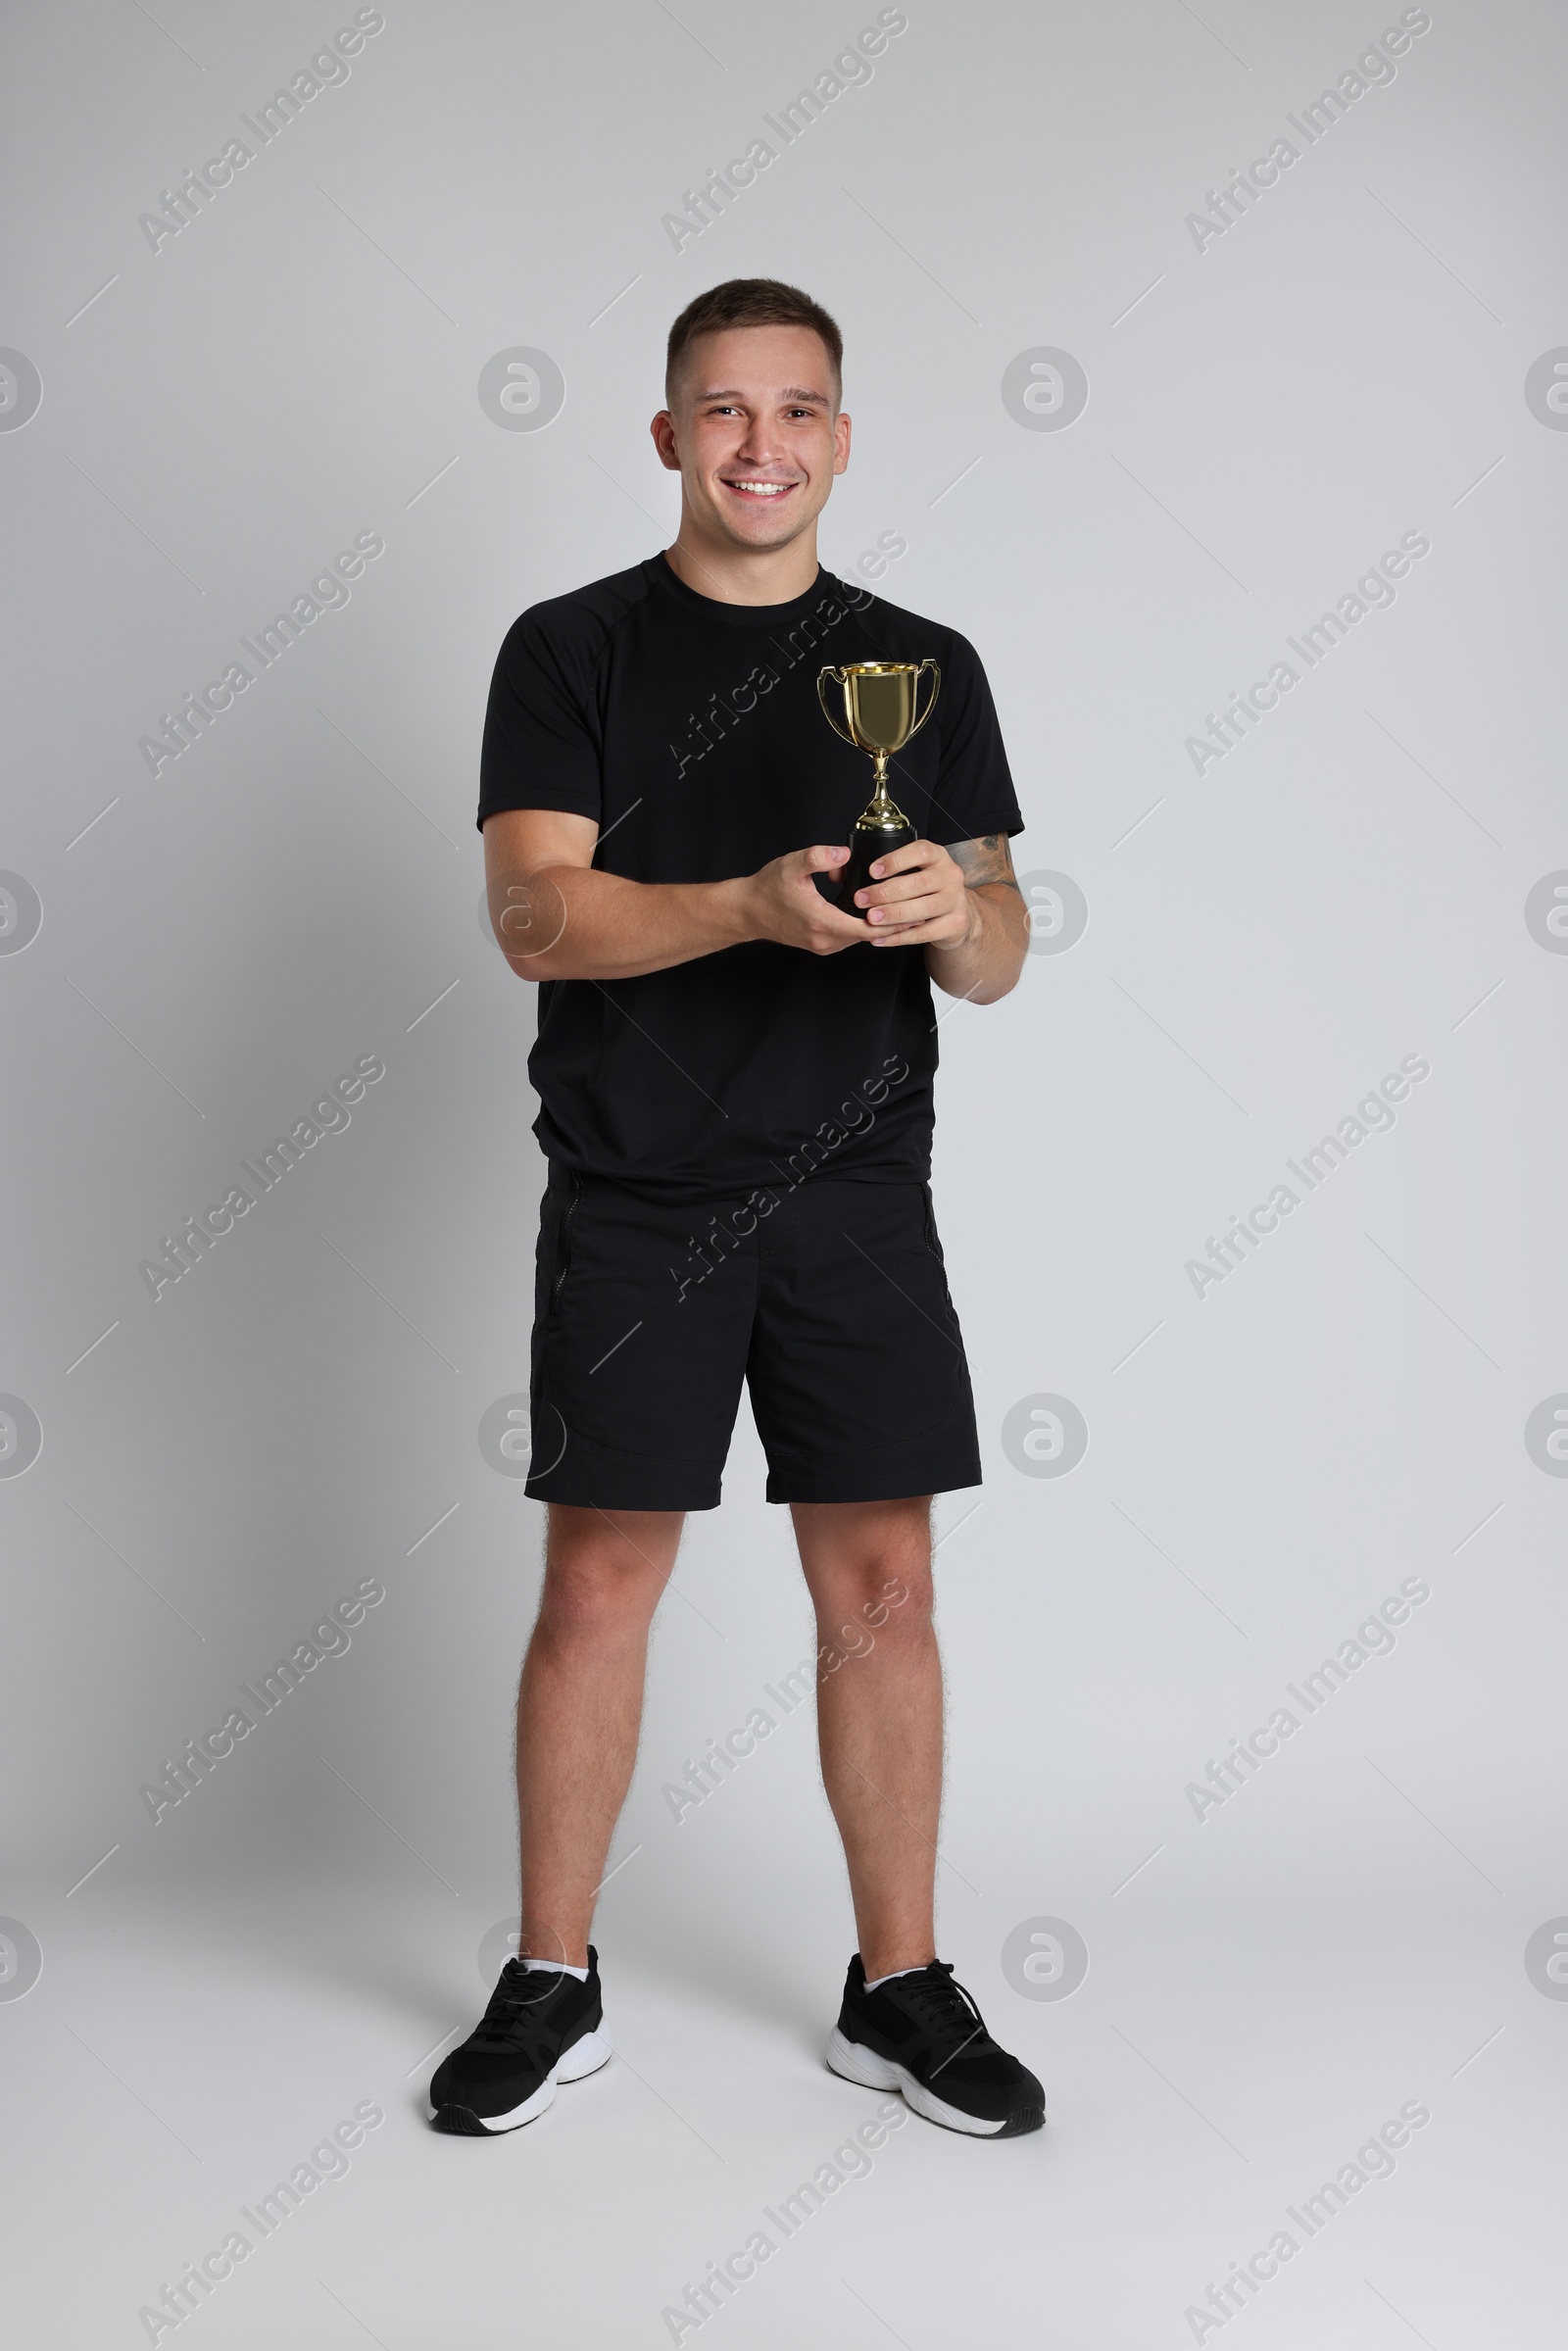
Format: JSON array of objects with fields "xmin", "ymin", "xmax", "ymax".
[
  {"xmin": 895, "ymin": 1963, "xmax": 998, "ymax": 2063},
  {"xmin": 469, "ymin": 1965, "xmax": 570, "ymax": 2051}
]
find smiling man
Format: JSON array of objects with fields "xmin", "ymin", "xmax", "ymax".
[{"xmin": 433, "ymin": 278, "xmax": 1041, "ymax": 2141}]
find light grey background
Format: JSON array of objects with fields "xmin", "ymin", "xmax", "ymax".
[{"xmin": 3, "ymin": 0, "xmax": 1565, "ymax": 2343}]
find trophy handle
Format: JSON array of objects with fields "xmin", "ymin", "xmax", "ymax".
[
  {"xmin": 816, "ymin": 666, "xmax": 858, "ymax": 748},
  {"xmin": 905, "ymin": 658, "xmax": 941, "ymax": 744}
]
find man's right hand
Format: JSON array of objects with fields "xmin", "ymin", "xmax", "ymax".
[
  {"xmin": 740, "ymin": 845, "xmax": 872, "ymax": 955},
  {"xmin": 483, "ymin": 810, "xmax": 873, "ymax": 983}
]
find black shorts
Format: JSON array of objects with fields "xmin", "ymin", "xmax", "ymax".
[{"xmin": 524, "ymin": 1165, "xmax": 982, "ymax": 1511}]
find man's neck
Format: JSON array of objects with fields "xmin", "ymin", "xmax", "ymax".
[{"xmin": 662, "ymin": 531, "xmax": 820, "ymax": 608}]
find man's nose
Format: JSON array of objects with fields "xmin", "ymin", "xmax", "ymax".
[{"xmin": 733, "ymin": 419, "xmax": 785, "ymax": 465}]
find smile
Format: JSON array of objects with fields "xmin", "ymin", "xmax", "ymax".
[{"xmin": 721, "ymin": 479, "xmax": 797, "ymax": 498}]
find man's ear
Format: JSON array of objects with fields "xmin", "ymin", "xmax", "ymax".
[{"xmin": 650, "ymin": 411, "xmax": 682, "ymax": 472}]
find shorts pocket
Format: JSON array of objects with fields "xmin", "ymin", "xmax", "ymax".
[
  {"xmin": 920, "ymin": 1181, "xmax": 945, "ymax": 1262},
  {"xmin": 547, "ymin": 1171, "xmax": 585, "ymax": 1324}
]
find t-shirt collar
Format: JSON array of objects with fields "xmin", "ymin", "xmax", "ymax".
[{"xmin": 645, "ymin": 550, "xmax": 841, "ymax": 630}]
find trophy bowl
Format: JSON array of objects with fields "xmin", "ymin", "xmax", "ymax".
[{"xmin": 816, "ymin": 659, "xmax": 941, "ymax": 909}]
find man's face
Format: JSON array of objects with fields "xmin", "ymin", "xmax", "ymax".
[{"xmin": 653, "ymin": 324, "xmax": 851, "ymax": 551}]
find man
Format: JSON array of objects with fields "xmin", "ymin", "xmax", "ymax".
[{"xmin": 431, "ymin": 277, "xmax": 1041, "ymax": 2140}]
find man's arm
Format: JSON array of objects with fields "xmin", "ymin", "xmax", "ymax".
[
  {"xmin": 482, "ymin": 808, "xmax": 876, "ymax": 980},
  {"xmin": 848, "ymin": 831, "xmax": 1028, "ymax": 1004}
]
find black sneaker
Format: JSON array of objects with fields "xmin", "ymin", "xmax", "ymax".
[
  {"xmin": 428, "ymin": 1949, "xmax": 612, "ymax": 2135},
  {"xmin": 826, "ymin": 1954, "xmax": 1045, "ymax": 2137}
]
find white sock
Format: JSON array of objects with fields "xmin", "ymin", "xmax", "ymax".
[
  {"xmin": 863, "ymin": 1964, "xmax": 927, "ymax": 1991},
  {"xmin": 517, "ymin": 1955, "xmax": 590, "ymax": 1981}
]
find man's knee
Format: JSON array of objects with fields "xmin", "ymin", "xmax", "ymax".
[
  {"xmin": 536, "ymin": 1554, "xmax": 661, "ymax": 1641},
  {"xmin": 851, "ymin": 1562, "xmax": 932, "ymax": 1635},
  {"xmin": 536, "ymin": 1511, "xmax": 679, "ymax": 1641},
  {"xmin": 815, "ymin": 1548, "xmax": 934, "ymax": 1651}
]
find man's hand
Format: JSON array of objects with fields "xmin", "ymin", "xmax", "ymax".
[
  {"xmin": 850, "ymin": 839, "xmax": 973, "ymax": 948},
  {"xmin": 481, "ymin": 808, "xmax": 1025, "ymax": 987},
  {"xmin": 855, "ymin": 831, "xmax": 1029, "ymax": 1004},
  {"xmin": 740, "ymin": 844, "xmax": 873, "ymax": 956}
]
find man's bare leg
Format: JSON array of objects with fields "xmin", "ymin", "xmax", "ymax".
[
  {"xmin": 791, "ymin": 1496, "xmax": 941, "ymax": 1981},
  {"xmin": 515, "ymin": 1503, "xmax": 683, "ymax": 1967}
]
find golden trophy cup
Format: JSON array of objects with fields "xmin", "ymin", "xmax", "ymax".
[{"xmin": 816, "ymin": 659, "xmax": 941, "ymax": 909}]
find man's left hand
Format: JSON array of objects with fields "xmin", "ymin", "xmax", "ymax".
[{"xmin": 852, "ymin": 839, "xmax": 975, "ymax": 949}]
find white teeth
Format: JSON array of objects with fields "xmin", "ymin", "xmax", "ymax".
[{"xmin": 727, "ymin": 480, "xmax": 791, "ymax": 495}]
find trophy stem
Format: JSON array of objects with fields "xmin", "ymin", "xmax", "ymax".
[
  {"xmin": 865, "ymin": 757, "xmax": 907, "ymax": 826},
  {"xmin": 839, "ymin": 754, "xmax": 916, "ymax": 906}
]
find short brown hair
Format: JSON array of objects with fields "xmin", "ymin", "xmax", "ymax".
[{"xmin": 664, "ymin": 277, "xmax": 843, "ymax": 407}]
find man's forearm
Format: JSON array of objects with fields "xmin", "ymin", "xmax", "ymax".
[
  {"xmin": 491, "ymin": 861, "xmax": 753, "ymax": 980},
  {"xmin": 924, "ymin": 883, "xmax": 1028, "ymax": 1004}
]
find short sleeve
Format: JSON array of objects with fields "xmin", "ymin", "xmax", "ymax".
[
  {"xmin": 922, "ymin": 633, "xmax": 1024, "ymax": 849},
  {"xmin": 476, "ymin": 606, "xmax": 606, "ymax": 832}
]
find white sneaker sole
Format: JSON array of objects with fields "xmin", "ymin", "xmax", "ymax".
[
  {"xmin": 825, "ymin": 2024, "xmax": 1012, "ymax": 2136},
  {"xmin": 428, "ymin": 2022, "xmax": 613, "ymax": 2134}
]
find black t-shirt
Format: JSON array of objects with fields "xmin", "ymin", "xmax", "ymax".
[{"xmin": 477, "ymin": 553, "xmax": 1023, "ymax": 1199}]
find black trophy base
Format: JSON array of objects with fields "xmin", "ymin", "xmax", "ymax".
[{"xmin": 837, "ymin": 818, "xmax": 916, "ymax": 911}]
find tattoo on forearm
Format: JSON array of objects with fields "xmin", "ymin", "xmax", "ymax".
[{"xmin": 950, "ymin": 833, "xmax": 1021, "ymax": 893}]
